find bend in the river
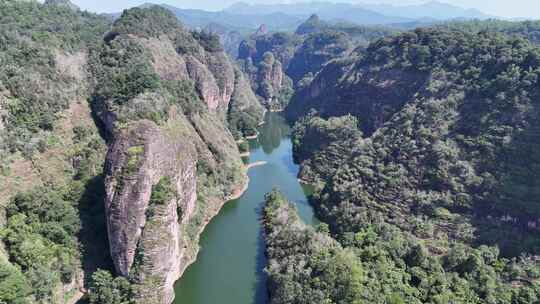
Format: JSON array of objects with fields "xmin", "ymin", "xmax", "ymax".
[{"xmin": 173, "ymin": 112, "xmax": 317, "ymax": 304}]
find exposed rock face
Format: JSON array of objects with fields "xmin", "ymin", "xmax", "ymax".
[
  {"xmin": 94, "ymin": 7, "xmax": 263, "ymax": 303},
  {"xmin": 286, "ymin": 55, "xmax": 427, "ymax": 135},
  {"xmin": 185, "ymin": 51, "xmax": 235, "ymax": 111},
  {"xmin": 238, "ymin": 25, "xmax": 353, "ymax": 110},
  {"xmin": 104, "ymin": 121, "xmax": 196, "ymax": 275},
  {"xmin": 254, "ymin": 24, "xmax": 268, "ymax": 36},
  {"xmin": 238, "ymin": 34, "xmax": 298, "ymax": 110},
  {"xmin": 104, "ymin": 120, "xmax": 197, "ymax": 303},
  {"xmin": 256, "ymin": 53, "xmax": 285, "ymax": 102},
  {"xmin": 286, "ymin": 30, "xmax": 352, "ymax": 84}
]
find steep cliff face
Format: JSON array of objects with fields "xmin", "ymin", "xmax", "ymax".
[
  {"xmin": 92, "ymin": 7, "xmax": 263, "ymax": 303},
  {"xmin": 238, "ymin": 32, "xmax": 298, "ymax": 110},
  {"xmin": 286, "ymin": 30, "xmax": 352, "ymax": 84},
  {"xmin": 253, "ymin": 52, "xmax": 288, "ymax": 110},
  {"xmin": 103, "ymin": 120, "xmax": 197, "ymax": 303},
  {"xmin": 237, "ymin": 18, "xmax": 377, "ymax": 110},
  {"xmin": 286, "ymin": 52, "xmax": 427, "ymax": 134}
]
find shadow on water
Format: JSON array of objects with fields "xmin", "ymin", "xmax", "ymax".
[
  {"xmin": 253, "ymin": 204, "xmax": 269, "ymax": 304},
  {"xmin": 281, "ymin": 151, "xmax": 299, "ymax": 177},
  {"xmin": 259, "ymin": 114, "xmax": 291, "ymax": 154}
]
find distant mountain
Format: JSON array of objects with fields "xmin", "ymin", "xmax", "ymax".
[
  {"xmin": 363, "ymin": 1, "xmax": 495, "ymax": 20},
  {"xmin": 140, "ymin": 3, "xmax": 303, "ymax": 31},
  {"xmin": 225, "ymin": 1, "xmax": 496, "ymax": 24},
  {"xmin": 225, "ymin": 2, "xmax": 412, "ymax": 25},
  {"xmin": 295, "ymin": 14, "xmax": 327, "ymax": 35},
  {"xmin": 113, "ymin": 1, "xmax": 497, "ymax": 34}
]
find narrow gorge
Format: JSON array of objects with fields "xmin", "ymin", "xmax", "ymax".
[
  {"xmin": 173, "ymin": 112, "xmax": 317, "ymax": 303},
  {"xmin": 1, "ymin": 1, "xmax": 540, "ymax": 304}
]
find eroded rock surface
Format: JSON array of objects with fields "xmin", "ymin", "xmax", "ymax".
[{"xmin": 94, "ymin": 7, "xmax": 263, "ymax": 303}]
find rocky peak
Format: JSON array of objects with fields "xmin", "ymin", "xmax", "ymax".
[
  {"xmin": 254, "ymin": 24, "xmax": 268, "ymax": 36},
  {"xmin": 295, "ymin": 14, "xmax": 327, "ymax": 35},
  {"xmin": 44, "ymin": 0, "xmax": 80, "ymax": 11}
]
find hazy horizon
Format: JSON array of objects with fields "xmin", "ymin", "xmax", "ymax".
[{"xmin": 65, "ymin": 0, "xmax": 540, "ymax": 19}]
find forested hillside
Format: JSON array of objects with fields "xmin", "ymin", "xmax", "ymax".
[
  {"xmin": 438, "ymin": 19, "xmax": 540, "ymax": 44},
  {"xmin": 0, "ymin": 1, "xmax": 111, "ymax": 303},
  {"xmin": 263, "ymin": 190, "xmax": 363, "ymax": 304},
  {"xmin": 2, "ymin": 1, "xmax": 540, "ymax": 303},
  {"xmin": 281, "ymin": 28, "xmax": 540, "ymax": 303}
]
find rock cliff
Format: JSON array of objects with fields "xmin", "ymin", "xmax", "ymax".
[
  {"xmin": 238, "ymin": 32, "xmax": 298, "ymax": 110},
  {"xmin": 92, "ymin": 6, "xmax": 263, "ymax": 303},
  {"xmin": 286, "ymin": 51, "xmax": 427, "ymax": 135},
  {"xmin": 237, "ymin": 17, "xmax": 381, "ymax": 111}
]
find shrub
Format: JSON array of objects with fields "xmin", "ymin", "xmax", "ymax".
[{"xmin": 88, "ymin": 270, "xmax": 134, "ymax": 304}]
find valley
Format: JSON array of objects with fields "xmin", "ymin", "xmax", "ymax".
[
  {"xmin": 173, "ymin": 112, "xmax": 317, "ymax": 304},
  {"xmin": 0, "ymin": 1, "xmax": 540, "ymax": 304}
]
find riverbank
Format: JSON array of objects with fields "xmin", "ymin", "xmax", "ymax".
[
  {"xmin": 247, "ymin": 161, "xmax": 267, "ymax": 169},
  {"xmin": 173, "ymin": 112, "xmax": 318, "ymax": 303},
  {"xmin": 245, "ymin": 132, "xmax": 259, "ymax": 139},
  {"xmin": 175, "ymin": 173, "xmax": 250, "ymax": 293}
]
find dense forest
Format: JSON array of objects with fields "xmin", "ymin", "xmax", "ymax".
[
  {"xmin": 281, "ymin": 27, "xmax": 540, "ymax": 303},
  {"xmin": 0, "ymin": 1, "xmax": 112, "ymax": 303},
  {"xmin": 438, "ymin": 19, "xmax": 540, "ymax": 44}
]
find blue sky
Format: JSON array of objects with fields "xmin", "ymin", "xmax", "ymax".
[{"xmin": 67, "ymin": 0, "xmax": 540, "ymax": 19}]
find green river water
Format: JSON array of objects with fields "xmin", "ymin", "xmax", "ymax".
[{"xmin": 173, "ymin": 112, "xmax": 318, "ymax": 304}]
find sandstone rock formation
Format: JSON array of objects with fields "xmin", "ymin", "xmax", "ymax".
[{"xmin": 93, "ymin": 7, "xmax": 264, "ymax": 303}]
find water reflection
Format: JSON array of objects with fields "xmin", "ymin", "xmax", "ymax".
[{"xmin": 256, "ymin": 112, "xmax": 291, "ymax": 154}]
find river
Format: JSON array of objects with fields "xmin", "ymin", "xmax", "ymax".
[{"xmin": 173, "ymin": 112, "xmax": 317, "ymax": 304}]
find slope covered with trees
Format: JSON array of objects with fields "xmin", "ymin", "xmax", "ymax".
[
  {"xmin": 438, "ymin": 19, "xmax": 540, "ymax": 44},
  {"xmin": 263, "ymin": 190, "xmax": 363, "ymax": 304},
  {"xmin": 0, "ymin": 1, "xmax": 111, "ymax": 303},
  {"xmin": 280, "ymin": 28, "xmax": 540, "ymax": 303}
]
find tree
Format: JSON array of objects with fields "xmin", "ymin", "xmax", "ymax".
[
  {"xmin": 88, "ymin": 270, "xmax": 134, "ymax": 304},
  {"xmin": 0, "ymin": 260, "xmax": 30, "ymax": 304}
]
